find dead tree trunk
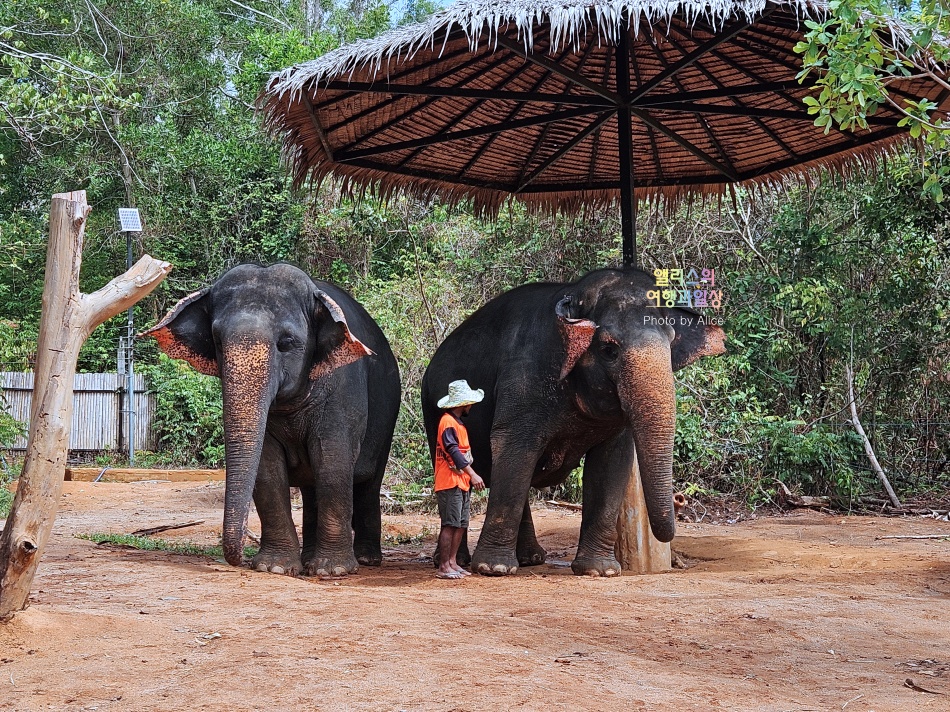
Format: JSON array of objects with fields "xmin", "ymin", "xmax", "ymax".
[
  {"xmin": 615, "ymin": 447, "xmax": 671, "ymax": 573},
  {"xmin": 846, "ymin": 365, "xmax": 901, "ymax": 509},
  {"xmin": 0, "ymin": 191, "xmax": 171, "ymax": 621}
]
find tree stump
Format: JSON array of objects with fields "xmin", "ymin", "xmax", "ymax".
[
  {"xmin": 614, "ymin": 447, "xmax": 672, "ymax": 573},
  {"xmin": 0, "ymin": 191, "xmax": 171, "ymax": 621}
]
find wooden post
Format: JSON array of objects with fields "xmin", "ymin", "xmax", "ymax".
[
  {"xmin": 0, "ymin": 191, "xmax": 171, "ymax": 621},
  {"xmin": 614, "ymin": 447, "xmax": 671, "ymax": 573}
]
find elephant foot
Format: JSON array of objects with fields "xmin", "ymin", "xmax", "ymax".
[
  {"xmin": 571, "ymin": 554, "xmax": 623, "ymax": 577},
  {"xmin": 517, "ymin": 541, "xmax": 547, "ymax": 567},
  {"xmin": 356, "ymin": 552, "xmax": 383, "ymax": 566},
  {"xmin": 471, "ymin": 547, "xmax": 519, "ymax": 576},
  {"xmin": 250, "ymin": 549, "xmax": 301, "ymax": 576},
  {"xmin": 353, "ymin": 536, "xmax": 382, "ymax": 566},
  {"xmin": 303, "ymin": 552, "xmax": 359, "ymax": 578}
]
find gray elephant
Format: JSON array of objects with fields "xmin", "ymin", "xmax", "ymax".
[
  {"xmin": 143, "ymin": 263, "xmax": 400, "ymax": 576},
  {"xmin": 421, "ymin": 267, "xmax": 725, "ymax": 576}
]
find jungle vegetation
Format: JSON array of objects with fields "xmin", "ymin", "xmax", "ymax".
[{"xmin": 0, "ymin": 0, "xmax": 948, "ymax": 511}]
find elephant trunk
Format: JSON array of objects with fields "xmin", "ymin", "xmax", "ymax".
[
  {"xmin": 618, "ymin": 338, "xmax": 678, "ymax": 543},
  {"xmin": 220, "ymin": 337, "xmax": 275, "ymax": 566}
]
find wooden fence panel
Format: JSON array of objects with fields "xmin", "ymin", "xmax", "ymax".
[{"xmin": 0, "ymin": 372, "xmax": 156, "ymax": 451}]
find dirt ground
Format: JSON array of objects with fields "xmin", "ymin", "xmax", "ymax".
[{"xmin": 1, "ymin": 481, "xmax": 949, "ymax": 711}]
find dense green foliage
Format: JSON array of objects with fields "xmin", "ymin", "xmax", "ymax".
[
  {"xmin": 138, "ymin": 355, "xmax": 225, "ymax": 466},
  {"xmin": 798, "ymin": 0, "xmax": 950, "ymax": 201},
  {"xmin": 1, "ymin": 0, "xmax": 948, "ymax": 509}
]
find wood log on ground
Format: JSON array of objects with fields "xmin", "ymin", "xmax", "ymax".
[
  {"xmin": 65, "ymin": 467, "xmax": 226, "ymax": 482},
  {"xmin": 546, "ymin": 500, "xmax": 583, "ymax": 511},
  {"xmin": 0, "ymin": 191, "xmax": 171, "ymax": 621},
  {"xmin": 774, "ymin": 480, "xmax": 832, "ymax": 510}
]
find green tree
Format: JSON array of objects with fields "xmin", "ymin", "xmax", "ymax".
[{"xmin": 797, "ymin": 0, "xmax": 950, "ymax": 201}]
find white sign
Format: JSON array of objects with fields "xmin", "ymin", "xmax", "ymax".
[{"xmin": 118, "ymin": 208, "xmax": 142, "ymax": 232}]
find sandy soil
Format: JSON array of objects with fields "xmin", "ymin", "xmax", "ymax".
[{"xmin": 1, "ymin": 480, "xmax": 949, "ymax": 711}]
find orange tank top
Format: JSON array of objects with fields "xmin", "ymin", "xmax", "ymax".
[{"xmin": 435, "ymin": 412, "xmax": 471, "ymax": 492}]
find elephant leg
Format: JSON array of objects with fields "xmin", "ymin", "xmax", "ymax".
[
  {"xmin": 302, "ymin": 440, "xmax": 359, "ymax": 577},
  {"xmin": 471, "ymin": 433, "xmax": 538, "ymax": 576},
  {"xmin": 300, "ymin": 485, "xmax": 317, "ymax": 565},
  {"xmin": 516, "ymin": 499, "xmax": 547, "ymax": 566},
  {"xmin": 352, "ymin": 471, "xmax": 383, "ymax": 567},
  {"xmin": 250, "ymin": 435, "xmax": 301, "ymax": 576},
  {"xmin": 572, "ymin": 430, "xmax": 635, "ymax": 577}
]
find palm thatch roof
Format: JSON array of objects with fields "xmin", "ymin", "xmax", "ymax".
[{"xmin": 259, "ymin": 0, "xmax": 950, "ymax": 216}]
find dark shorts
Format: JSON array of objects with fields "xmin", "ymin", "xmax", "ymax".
[{"xmin": 436, "ymin": 487, "xmax": 471, "ymax": 529}]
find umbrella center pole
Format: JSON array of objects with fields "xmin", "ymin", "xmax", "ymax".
[{"xmin": 616, "ymin": 25, "xmax": 637, "ymax": 270}]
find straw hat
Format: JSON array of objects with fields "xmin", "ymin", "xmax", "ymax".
[{"xmin": 438, "ymin": 379, "xmax": 485, "ymax": 409}]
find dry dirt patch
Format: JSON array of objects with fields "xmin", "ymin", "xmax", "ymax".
[{"xmin": 1, "ymin": 481, "xmax": 949, "ymax": 711}]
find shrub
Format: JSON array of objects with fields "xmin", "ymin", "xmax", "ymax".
[{"xmin": 140, "ymin": 354, "xmax": 224, "ymax": 467}]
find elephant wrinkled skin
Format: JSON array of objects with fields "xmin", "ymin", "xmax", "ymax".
[
  {"xmin": 143, "ymin": 263, "xmax": 400, "ymax": 577},
  {"xmin": 421, "ymin": 268, "xmax": 725, "ymax": 577}
]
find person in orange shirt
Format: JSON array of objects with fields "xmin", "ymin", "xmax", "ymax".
[{"xmin": 434, "ymin": 380, "xmax": 486, "ymax": 579}]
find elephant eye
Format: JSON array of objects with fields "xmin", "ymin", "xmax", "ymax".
[
  {"xmin": 600, "ymin": 340, "xmax": 620, "ymax": 361},
  {"xmin": 277, "ymin": 335, "xmax": 299, "ymax": 352}
]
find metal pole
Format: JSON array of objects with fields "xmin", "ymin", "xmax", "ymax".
[
  {"xmin": 616, "ymin": 23, "xmax": 637, "ymax": 268},
  {"xmin": 126, "ymin": 231, "xmax": 135, "ymax": 466}
]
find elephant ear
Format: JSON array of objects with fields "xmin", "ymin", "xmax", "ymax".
[
  {"xmin": 669, "ymin": 308, "xmax": 727, "ymax": 371},
  {"xmin": 309, "ymin": 289, "xmax": 375, "ymax": 381},
  {"xmin": 139, "ymin": 288, "xmax": 219, "ymax": 376},
  {"xmin": 555, "ymin": 295, "xmax": 598, "ymax": 381}
]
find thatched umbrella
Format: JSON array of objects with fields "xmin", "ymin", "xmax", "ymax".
[
  {"xmin": 258, "ymin": 0, "xmax": 948, "ymax": 571},
  {"xmin": 259, "ymin": 0, "xmax": 949, "ymax": 266}
]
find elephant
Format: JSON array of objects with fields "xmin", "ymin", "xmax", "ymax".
[
  {"xmin": 421, "ymin": 267, "xmax": 725, "ymax": 577},
  {"xmin": 142, "ymin": 263, "xmax": 400, "ymax": 577}
]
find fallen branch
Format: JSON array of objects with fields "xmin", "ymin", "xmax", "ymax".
[
  {"xmin": 846, "ymin": 365, "xmax": 901, "ymax": 508},
  {"xmin": 547, "ymin": 500, "xmax": 583, "ymax": 511},
  {"xmin": 130, "ymin": 520, "xmax": 205, "ymax": 537},
  {"xmin": 876, "ymin": 534, "xmax": 950, "ymax": 541},
  {"xmin": 904, "ymin": 678, "xmax": 943, "ymax": 695},
  {"xmin": 774, "ymin": 480, "xmax": 831, "ymax": 510}
]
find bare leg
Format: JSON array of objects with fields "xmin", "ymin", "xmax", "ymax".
[
  {"xmin": 436, "ymin": 525, "xmax": 466, "ymax": 579},
  {"xmin": 451, "ymin": 528, "xmax": 471, "ymax": 575}
]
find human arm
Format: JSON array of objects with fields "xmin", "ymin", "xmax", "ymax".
[
  {"xmin": 463, "ymin": 465, "xmax": 485, "ymax": 491},
  {"xmin": 441, "ymin": 427, "xmax": 471, "ymax": 470},
  {"xmin": 441, "ymin": 427, "xmax": 485, "ymax": 490}
]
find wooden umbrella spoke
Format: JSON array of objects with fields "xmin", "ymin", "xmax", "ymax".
[
  {"xmin": 642, "ymin": 30, "xmax": 737, "ymax": 178},
  {"xmin": 512, "ymin": 29, "xmax": 604, "ymax": 186},
  {"xmin": 324, "ymin": 48, "xmax": 510, "ymax": 136},
  {"xmin": 631, "ymin": 108, "xmax": 740, "ymax": 181},
  {"xmin": 457, "ymin": 35, "xmax": 588, "ymax": 179},
  {"xmin": 653, "ymin": 103, "xmax": 900, "ymax": 125},
  {"xmin": 635, "ymin": 81, "xmax": 807, "ymax": 106},
  {"xmin": 335, "ymin": 106, "xmax": 613, "ymax": 161},
  {"xmin": 338, "ymin": 156, "xmax": 513, "ymax": 190},
  {"xmin": 494, "ymin": 34, "xmax": 621, "ymax": 104},
  {"xmin": 655, "ymin": 26, "xmax": 801, "ymax": 158},
  {"xmin": 515, "ymin": 112, "xmax": 617, "ymax": 193},
  {"xmin": 628, "ymin": 12, "xmax": 771, "ymax": 103},
  {"xmin": 630, "ymin": 42, "xmax": 663, "ymax": 184},
  {"xmin": 397, "ymin": 30, "xmax": 573, "ymax": 174},
  {"xmin": 320, "ymin": 81, "xmax": 613, "ymax": 106},
  {"xmin": 312, "ymin": 29, "xmax": 475, "ymax": 111}
]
